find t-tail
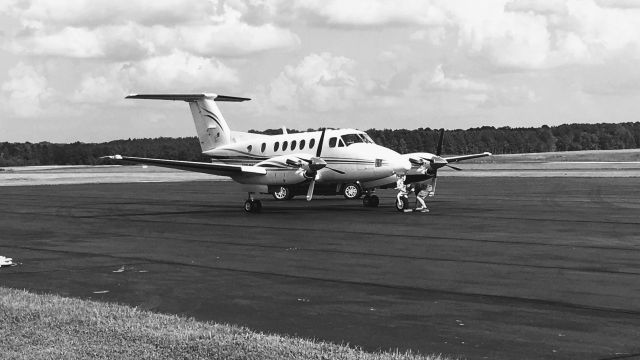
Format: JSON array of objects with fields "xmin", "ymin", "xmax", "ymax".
[{"xmin": 126, "ymin": 93, "xmax": 250, "ymax": 152}]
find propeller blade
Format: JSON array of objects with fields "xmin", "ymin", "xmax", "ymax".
[
  {"xmin": 316, "ymin": 128, "xmax": 326, "ymax": 157},
  {"xmin": 446, "ymin": 164, "xmax": 463, "ymax": 171},
  {"xmin": 326, "ymin": 166, "xmax": 345, "ymax": 174},
  {"xmin": 429, "ymin": 176, "xmax": 437, "ymax": 196},
  {"xmin": 306, "ymin": 179, "xmax": 316, "ymax": 201},
  {"xmin": 436, "ymin": 128, "xmax": 444, "ymax": 156}
]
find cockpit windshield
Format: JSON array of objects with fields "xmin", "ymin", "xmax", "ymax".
[
  {"xmin": 359, "ymin": 133, "xmax": 375, "ymax": 144},
  {"xmin": 341, "ymin": 133, "xmax": 375, "ymax": 146}
]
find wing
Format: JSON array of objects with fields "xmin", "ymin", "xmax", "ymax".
[
  {"xmin": 102, "ymin": 155, "xmax": 266, "ymax": 177},
  {"xmin": 444, "ymin": 152, "xmax": 492, "ymax": 163}
]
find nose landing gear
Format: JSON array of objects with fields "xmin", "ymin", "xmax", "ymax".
[
  {"xmin": 395, "ymin": 191, "xmax": 410, "ymax": 212},
  {"xmin": 244, "ymin": 193, "xmax": 262, "ymax": 213}
]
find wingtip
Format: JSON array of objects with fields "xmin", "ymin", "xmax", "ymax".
[{"xmin": 101, "ymin": 155, "xmax": 123, "ymax": 160}]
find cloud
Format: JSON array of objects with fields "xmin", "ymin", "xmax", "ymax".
[
  {"xmin": 0, "ymin": 0, "xmax": 215, "ymax": 27},
  {"xmin": 6, "ymin": 25, "xmax": 158, "ymax": 60},
  {"xmin": 396, "ymin": 0, "xmax": 640, "ymax": 70},
  {"xmin": 401, "ymin": 64, "xmax": 490, "ymax": 96},
  {"xmin": 179, "ymin": 7, "xmax": 300, "ymax": 57},
  {"xmin": 72, "ymin": 50, "xmax": 240, "ymax": 103},
  {"xmin": 124, "ymin": 50, "xmax": 239, "ymax": 90},
  {"xmin": 595, "ymin": 0, "xmax": 640, "ymax": 9},
  {"xmin": 1, "ymin": 0, "xmax": 299, "ymax": 60},
  {"xmin": 428, "ymin": 65, "xmax": 490, "ymax": 92},
  {"xmin": 293, "ymin": 0, "xmax": 448, "ymax": 27},
  {"xmin": 1, "ymin": 62, "xmax": 52, "ymax": 118},
  {"xmin": 269, "ymin": 52, "xmax": 361, "ymax": 112}
]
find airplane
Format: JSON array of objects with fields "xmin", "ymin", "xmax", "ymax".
[{"xmin": 103, "ymin": 93, "xmax": 491, "ymax": 212}]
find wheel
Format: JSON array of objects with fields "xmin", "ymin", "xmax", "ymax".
[
  {"xmin": 362, "ymin": 194, "xmax": 379, "ymax": 207},
  {"xmin": 244, "ymin": 200, "xmax": 253, "ymax": 212},
  {"xmin": 244, "ymin": 200, "xmax": 262, "ymax": 213},
  {"xmin": 272, "ymin": 186, "xmax": 293, "ymax": 200},
  {"xmin": 369, "ymin": 195, "xmax": 379, "ymax": 207},
  {"xmin": 343, "ymin": 183, "xmax": 362, "ymax": 199},
  {"xmin": 395, "ymin": 197, "xmax": 409, "ymax": 212}
]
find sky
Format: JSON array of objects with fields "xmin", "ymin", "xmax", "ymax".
[{"xmin": 1, "ymin": 0, "xmax": 640, "ymax": 143}]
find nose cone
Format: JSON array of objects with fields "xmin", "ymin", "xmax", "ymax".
[{"xmin": 393, "ymin": 157, "xmax": 412, "ymax": 175}]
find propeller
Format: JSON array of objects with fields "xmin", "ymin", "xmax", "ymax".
[
  {"xmin": 282, "ymin": 128, "xmax": 345, "ymax": 201},
  {"xmin": 284, "ymin": 156, "xmax": 324, "ymax": 201},
  {"xmin": 429, "ymin": 129, "xmax": 445, "ymax": 196},
  {"xmin": 414, "ymin": 129, "xmax": 458, "ymax": 195},
  {"xmin": 304, "ymin": 128, "xmax": 325, "ymax": 201},
  {"xmin": 419, "ymin": 129, "xmax": 462, "ymax": 173}
]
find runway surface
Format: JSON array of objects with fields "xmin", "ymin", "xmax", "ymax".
[{"xmin": 1, "ymin": 177, "xmax": 640, "ymax": 360}]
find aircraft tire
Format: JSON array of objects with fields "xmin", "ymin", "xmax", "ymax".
[
  {"xmin": 363, "ymin": 194, "xmax": 380, "ymax": 207},
  {"xmin": 272, "ymin": 186, "xmax": 293, "ymax": 201},
  {"xmin": 369, "ymin": 195, "xmax": 380, "ymax": 207},
  {"xmin": 343, "ymin": 183, "xmax": 362, "ymax": 199},
  {"xmin": 395, "ymin": 197, "xmax": 409, "ymax": 212},
  {"xmin": 244, "ymin": 200, "xmax": 262, "ymax": 213}
]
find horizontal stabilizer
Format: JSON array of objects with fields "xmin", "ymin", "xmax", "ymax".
[{"xmin": 126, "ymin": 94, "xmax": 251, "ymax": 102}]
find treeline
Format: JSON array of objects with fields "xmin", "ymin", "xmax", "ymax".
[
  {"xmin": 0, "ymin": 137, "xmax": 207, "ymax": 166},
  {"xmin": 1, "ymin": 122, "xmax": 639, "ymax": 166}
]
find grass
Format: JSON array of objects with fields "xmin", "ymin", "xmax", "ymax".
[{"xmin": 0, "ymin": 287, "xmax": 449, "ymax": 360}]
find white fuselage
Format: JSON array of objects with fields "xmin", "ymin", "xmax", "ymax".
[{"xmin": 203, "ymin": 128, "xmax": 411, "ymax": 187}]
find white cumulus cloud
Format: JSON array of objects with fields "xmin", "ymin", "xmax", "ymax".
[
  {"xmin": 1, "ymin": 0, "xmax": 300, "ymax": 60},
  {"xmin": 269, "ymin": 52, "xmax": 361, "ymax": 112},
  {"xmin": 72, "ymin": 50, "xmax": 240, "ymax": 103},
  {"xmin": 1, "ymin": 63, "xmax": 52, "ymax": 118},
  {"xmin": 294, "ymin": 0, "xmax": 448, "ymax": 27}
]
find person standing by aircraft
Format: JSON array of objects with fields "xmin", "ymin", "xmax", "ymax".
[{"xmin": 413, "ymin": 182, "xmax": 429, "ymax": 213}]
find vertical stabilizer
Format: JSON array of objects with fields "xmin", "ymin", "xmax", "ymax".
[{"xmin": 126, "ymin": 93, "xmax": 250, "ymax": 152}]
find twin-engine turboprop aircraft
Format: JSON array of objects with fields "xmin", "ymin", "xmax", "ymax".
[{"xmin": 104, "ymin": 93, "xmax": 491, "ymax": 212}]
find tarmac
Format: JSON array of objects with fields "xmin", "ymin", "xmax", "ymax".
[{"xmin": 1, "ymin": 174, "xmax": 640, "ymax": 360}]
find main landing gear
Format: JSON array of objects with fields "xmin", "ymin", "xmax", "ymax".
[
  {"xmin": 362, "ymin": 191, "xmax": 379, "ymax": 208},
  {"xmin": 244, "ymin": 193, "xmax": 262, "ymax": 213},
  {"xmin": 272, "ymin": 186, "xmax": 294, "ymax": 201},
  {"xmin": 343, "ymin": 183, "xmax": 363, "ymax": 200}
]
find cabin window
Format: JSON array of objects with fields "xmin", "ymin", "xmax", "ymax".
[
  {"xmin": 291, "ymin": 140, "xmax": 297, "ymax": 150},
  {"xmin": 338, "ymin": 139, "xmax": 345, "ymax": 147},
  {"xmin": 247, "ymin": 145, "xmax": 252, "ymax": 152},
  {"xmin": 309, "ymin": 138, "xmax": 315, "ymax": 149},
  {"xmin": 300, "ymin": 139, "xmax": 305, "ymax": 150},
  {"xmin": 274, "ymin": 142, "xmax": 280, "ymax": 151},
  {"xmin": 261, "ymin": 143, "xmax": 266, "ymax": 153},
  {"xmin": 283, "ymin": 141, "xmax": 288, "ymax": 151},
  {"xmin": 329, "ymin": 137, "xmax": 337, "ymax": 148}
]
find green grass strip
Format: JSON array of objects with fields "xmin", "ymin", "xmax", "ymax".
[{"xmin": 0, "ymin": 287, "xmax": 449, "ymax": 360}]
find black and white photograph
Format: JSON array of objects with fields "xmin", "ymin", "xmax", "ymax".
[{"xmin": 1, "ymin": 1, "xmax": 639, "ymax": 359}]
